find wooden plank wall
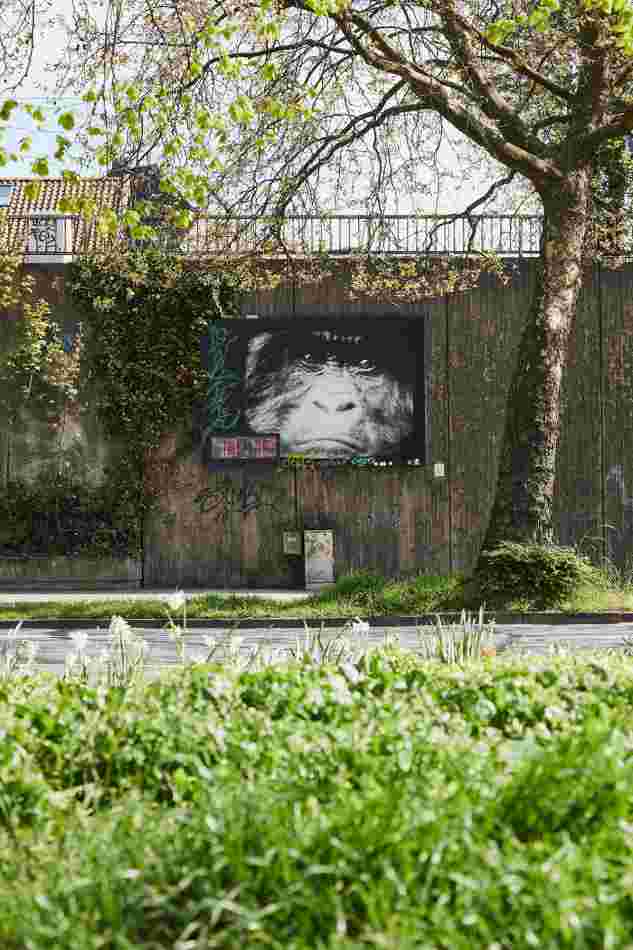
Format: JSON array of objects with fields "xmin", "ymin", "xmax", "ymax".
[
  {"xmin": 5, "ymin": 256, "xmax": 633, "ymax": 585},
  {"xmin": 598, "ymin": 264, "xmax": 633, "ymax": 574},
  {"xmin": 144, "ymin": 257, "xmax": 633, "ymax": 586}
]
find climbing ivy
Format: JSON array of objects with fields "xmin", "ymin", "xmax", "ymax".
[{"xmin": 62, "ymin": 243, "xmax": 243, "ymax": 563}]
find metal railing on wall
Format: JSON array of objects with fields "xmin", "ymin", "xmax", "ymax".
[
  {"xmin": 10, "ymin": 210, "xmax": 633, "ymax": 260},
  {"xmin": 161, "ymin": 214, "xmax": 547, "ymax": 258},
  {"xmin": 6, "ymin": 212, "xmax": 548, "ymax": 258}
]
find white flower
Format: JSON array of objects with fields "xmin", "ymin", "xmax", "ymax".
[
  {"xmin": 305, "ymin": 687, "xmax": 325, "ymax": 707},
  {"xmin": 108, "ymin": 615, "xmax": 133, "ymax": 642},
  {"xmin": 326, "ymin": 673, "xmax": 353, "ymax": 704},
  {"xmin": 129, "ymin": 639, "xmax": 149, "ymax": 660},
  {"xmin": 339, "ymin": 661, "xmax": 363, "ymax": 685},
  {"xmin": 207, "ymin": 675, "xmax": 234, "ymax": 699},
  {"xmin": 209, "ymin": 726, "xmax": 226, "ymax": 746},
  {"xmin": 164, "ymin": 590, "xmax": 186, "ymax": 612},
  {"xmin": 7, "ymin": 620, "xmax": 23, "ymax": 640},
  {"xmin": 351, "ymin": 617, "xmax": 370, "ymax": 636},
  {"xmin": 22, "ymin": 641, "xmax": 38, "ymax": 663},
  {"xmin": 70, "ymin": 631, "xmax": 89, "ymax": 653}
]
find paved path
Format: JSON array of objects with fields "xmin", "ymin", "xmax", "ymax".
[{"xmin": 3, "ymin": 621, "xmax": 633, "ymax": 682}]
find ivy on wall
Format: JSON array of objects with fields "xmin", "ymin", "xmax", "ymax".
[
  {"xmin": 0, "ymin": 239, "xmax": 243, "ymax": 560},
  {"xmin": 0, "ymin": 220, "xmax": 83, "ymax": 488},
  {"xmin": 66, "ymin": 243, "xmax": 243, "ymax": 565},
  {"xmin": 0, "ymin": 212, "xmax": 100, "ymax": 557}
]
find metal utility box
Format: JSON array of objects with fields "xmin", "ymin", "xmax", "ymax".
[{"xmin": 304, "ymin": 530, "xmax": 335, "ymax": 589}]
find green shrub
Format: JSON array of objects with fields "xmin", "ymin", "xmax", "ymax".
[
  {"xmin": 326, "ymin": 570, "xmax": 387, "ymax": 600},
  {"xmin": 469, "ymin": 541, "xmax": 598, "ymax": 609}
]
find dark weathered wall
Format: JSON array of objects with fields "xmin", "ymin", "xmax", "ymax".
[
  {"xmin": 4, "ymin": 257, "xmax": 633, "ymax": 586},
  {"xmin": 144, "ymin": 258, "xmax": 633, "ymax": 585}
]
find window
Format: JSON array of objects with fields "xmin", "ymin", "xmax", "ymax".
[{"xmin": 0, "ymin": 184, "xmax": 13, "ymax": 207}]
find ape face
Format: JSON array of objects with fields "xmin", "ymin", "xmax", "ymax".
[{"xmin": 244, "ymin": 332, "xmax": 414, "ymax": 457}]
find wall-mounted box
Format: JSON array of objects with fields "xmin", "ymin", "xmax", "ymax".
[
  {"xmin": 283, "ymin": 531, "xmax": 303, "ymax": 555},
  {"xmin": 304, "ymin": 530, "xmax": 334, "ymax": 589}
]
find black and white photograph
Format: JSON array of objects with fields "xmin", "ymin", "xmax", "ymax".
[{"xmin": 197, "ymin": 317, "xmax": 430, "ymax": 462}]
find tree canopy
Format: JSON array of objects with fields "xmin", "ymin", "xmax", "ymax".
[
  {"xmin": 4, "ymin": 0, "xmax": 633, "ymax": 555},
  {"xmin": 0, "ymin": 1, "xmax": 627, "ymax": 236}
]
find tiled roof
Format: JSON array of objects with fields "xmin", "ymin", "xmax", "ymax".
[{"xmin": 0, "ymin": 176, "xmax": 133, "ymax": 255}]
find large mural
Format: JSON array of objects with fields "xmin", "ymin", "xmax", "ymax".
[{"xmin": 196, "ymin": 316, "xmax": 430, "ymax": 463}]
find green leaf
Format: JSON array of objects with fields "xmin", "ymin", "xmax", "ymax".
[
  {"xmin": 171, "ymin": 210, "xmax": 193, "ymax": 228},
  {"xmin": 57, "ymin": 197, "xmax": 78, "ymax": 213},
  {"xmin": 95, "ymin": 146, "xmax": 112, "ymax": 166},
  {"xmin": 261, "ymin": 62, "xmax": 279, "ymax": 81},
  {"xmin": 58, "ymin": 112, "xmax": 75, "ymax": 131},
  {"xmin": 229, "ymin": 96, "xmax": 255, "ymax": 125},
  {"xmin": 0, "ymin": 99, "xmax": 18, "ymax": 121},
  {"xmin": 31, "ymin": 157, "xmax": 49, "ymax": 177},
  {"xmin": 81, "ymin": 89, "xmax": 98, "ymax": 103},
  {"xmin": 54, "ymin": 135, "xmax": 71, "ymax": 161},
  {"xmin": 24, "ymin": 182, "xmax": 43, "ymax": 200},
  {"xmin": 195, "ymin": 109, "xmax": 212, "ymax": 131},
  {"xmin": 123, "ymin": 210, "xmax": 142, "ymax": 229},
  {"xmin": 19, "ymin": 137, "xmax": 32, "ymax": 154},
  {"xmin": 24, "ymin": 105, "xmax": 46, "ymax": 124},
  {"xmin": 96, "ymin": 210, "xmax": 119, "ymax": 236}
]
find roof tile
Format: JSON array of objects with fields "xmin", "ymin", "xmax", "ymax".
[{"xmin": 0, "ymin": 176, "xmax": 132, "ymax": 254}]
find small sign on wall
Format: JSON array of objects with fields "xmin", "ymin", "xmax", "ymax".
[
  {"xmin": 208, "ymin": 433, "xmax": 280, "ymax": 461},
  {"xmin": 304, "ymin": 530, "xmax": 335, "ymax": 588},
  {"xmin": 283, "ymin": 531, "xmax": 303, "ymax": 555}
]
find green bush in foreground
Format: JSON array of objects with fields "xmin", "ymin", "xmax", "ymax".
[
  {"xmin": 470, "ymin": 541, "xmax": 600, "ymax": 609},
  {"xmin": 3, "ymin": 637, "xmax": 633, "ymax": 948}
]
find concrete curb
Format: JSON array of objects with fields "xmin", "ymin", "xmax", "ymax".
[{"xmin": 2, "ymin": 612, "xmax": 633, "ymax": 631}]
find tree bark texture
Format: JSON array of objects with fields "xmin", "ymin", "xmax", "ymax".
[{"xmin": 478, "ymin": 171, "xmax": 592, "ymax": 557}]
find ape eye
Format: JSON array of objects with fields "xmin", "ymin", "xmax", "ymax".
[{"xmin": 338, "ymin": 402, "xmax": 356, "ymax": 411}]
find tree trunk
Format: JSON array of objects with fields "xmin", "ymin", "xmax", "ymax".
[{"xmin": 477, "ymin": 172, "xmax": 591, "ymax": 563}]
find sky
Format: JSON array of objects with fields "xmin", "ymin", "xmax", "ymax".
[{"xmin": 0, "ymin": 0, "xmax": 538, "ymax": 215}]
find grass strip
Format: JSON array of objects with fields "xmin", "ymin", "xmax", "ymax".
[{"xmin": 2, "ymin": 567, "xmax": 633, "ymax": 621}]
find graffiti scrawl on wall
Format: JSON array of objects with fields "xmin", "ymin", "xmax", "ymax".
[
  {"xmin": 200, "ymin": 320, "xmax": 242, "ymax": 441},
  {"xmin": 195, "ymin": 316, "xmax": 431, "ymax": 463}
]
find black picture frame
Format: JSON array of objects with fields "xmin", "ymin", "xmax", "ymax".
[{"xmin": 196, "ymin": 315, "xmax": 431, "ymax": 465}]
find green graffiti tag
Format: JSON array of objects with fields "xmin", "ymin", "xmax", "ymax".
[{"xmin": 201, "ymin": 320, "xmax": 241, "ymax": 443}]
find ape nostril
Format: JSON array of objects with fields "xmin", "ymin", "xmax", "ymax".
[{"xmin": 313, "ymin": 400, "xmax": 329, "ymax": 412}]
